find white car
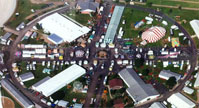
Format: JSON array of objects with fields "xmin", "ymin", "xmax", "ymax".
[
  {"xmin": 78, "ymin": 60, "xmax": 82, "ymax": 66},
  {"xmin": 47, "ymin": 61, "xmax": 50, "ymax": 68},
  {"xmin": 42, "ymin": 61, "xmax": 45, "ymax": 66},
  {"xmin": 101, "ymin": 64, "xmax": 104, "ymax": 69},
  {"xmin": 26, "ymin": 65, "xmax": 30, "ymax": 70}
]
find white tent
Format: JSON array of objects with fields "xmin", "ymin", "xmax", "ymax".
[
  {"xmin": 34, "ymin": 64, "xmax": 86, "ymax": 97},
  {"xmin": 190, "ymin": 20, "xmax": 199, "ymax": 38},
  {"xmin": 38, "ymin": 13, "xmax": 90, "ymax": 43},
  {"xmin": 167, "ymin": 92, "xmax": 195, "ymax": 108}
]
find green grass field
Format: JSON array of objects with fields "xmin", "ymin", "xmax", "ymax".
[
  {"xmin": 120, "ymin": 6, "xmax": 198, "ymax": 47},
  {"xmin": 0, "ymin": 28, "xmax": 4, "ymax": 36},
  {"xmin": 1, "ymin": 88, "xmax": 22, "ymax": 108},
  {"xmin": 147, "ymin": 0, "xmax": 199, "ymax": 8},
  {"xmin": 119, "ymin": 8, "xmax": 173, "ymax": 47},
  {"xmin": 19, "ymin": 61, "xmax": 70, "ymax": 88},
  {"xmin": 6, "ymin": 0, "xmax": 46, "ymax": 28},
  {"xmin": 65, "ymin": 10, "xmax": 92, "ymax": 26}
]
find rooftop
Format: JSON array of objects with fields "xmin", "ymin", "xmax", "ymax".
[
  {"xmin": 1, "ymin": 32, "xmax": 12, "ymax": 41},
  {"xmin": 1, "ymin": 79, "xmax": 34, "ymax": 108},
  {"xmin": 104, "ymin": 6, "xmax": 124, "ymax": 44},
  {"xmin": 167, "ymin": 92, "xmax": 195, "ymax": 108},
  {"xmin": 19, "ymin": 72, "xmax": 34, "ymax": 82},
  {"xmin": 118, "ymin": 68, "xmax": 159, "ymax": 103},
  {"xmin": 34, "ymin": 64, "xmax": 86, "ymax": 97},
  {"xmin": 38, "ymin": 13, "xmax": 90, "ymax": 43},
  {"xmin": 48, "ymin": 34, "xmax": 63, "ymax": 45}
]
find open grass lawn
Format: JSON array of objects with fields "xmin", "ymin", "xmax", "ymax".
[
  {"xmin": 19, "ymin": 61, "xmax": 71, "ymax": 88},
  {"xmin": 193, "ymin": 37, "xmax": 199, "ymax": 49},
  {"xmin": 147, "ymin": 0, "xmax": 199, "ymax": 8},
  {"xmin": 6, "ymin": 0, "xmax": 46, "ymax": 28},
  {"xmin": 65, "ymin": 10, "xmax": 92, "ymax": 26},
  {"xmin": 134, "ymin": 61, "xmax": 187, "ymax": 88},
  {"xmin": 0, "ymin": 28, "xmax": 5, "ymax": 36},
  {"xmin": 119, "ymin": 8, "xmax": 173, "ymax": 47},
  {"xmin": 120, "ymin": 6, "xmax": 198, "ymax": 47},
  {"xmin": 1, "ymin": 88, "xmax": 22, "ymax": 108},
  {"xmin": 158, "ymin": 7, "xmax": 199, "ymax": 35},
  {"xmin": 19, "ymin": 61, "xmax": 86, "ymax": 105}
]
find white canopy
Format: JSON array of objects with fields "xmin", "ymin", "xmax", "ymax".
[
  {"xmin": 39, "ymin": 13, "xmax": 90, "ymax": 43},
  {"xmin": 34, "ymin": 64, "xmax": 86, "ymax": 97}
]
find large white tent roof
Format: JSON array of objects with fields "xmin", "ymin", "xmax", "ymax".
[
  {"xmin": 190, "ymin": 20, "xmax": 199, "ymax": 38},
  {"xmin": 38, "ymin": 13, "xmax": 90, "ymax": 43},
  {"xmin": 34, "ymin": 64, "xmax": 86, "ymax": 97},
  {"xmin": 167, "ymin": 92, "xmax": 195, "ymax": 108}
]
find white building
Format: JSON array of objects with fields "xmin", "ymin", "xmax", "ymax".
[
  {"xmin": 1, "ymin": 79, "xmax": 34, "ymax": 108},
  {"xmin": 34, "ymin": 64, "xmax": 86, "ymax": 97},
  {"xmin": 57, "ymin": 100, "xmax": 69, "ymax": 107},
  {"xmin": 183, "ymin": 86, "xmax": 194, "ymax": 95},
  {"xmin": 159, "ymin": 70, "xmax": 181, "ymax": 81},
  {"xmin": 118, "ymin": 68, "xmax": 159, "ymax": 105},
  {"xmin": 32, "ymin": 76, "xmax": 51, "ymax": 90},
  {"xmin": 194, "ymin": 73, "xmax": 199, "ymax": 88},
  {"xmin": 149, "ymin": 102, "xmax": 167, "ymax": 108},
  {"xmin": 19, "ymin": 72, "xmax": 35, "ymax": 82},
  {"xmin": 38, "ymin": 13, "xmax": 90, "ymax": 44},
  {"xmin": 167, "ymin": 92, "xmax": 195, "ymax": 108},
  {"xmin": 190, "ymin": 20, "xmax": 199, "ymax": 38}
]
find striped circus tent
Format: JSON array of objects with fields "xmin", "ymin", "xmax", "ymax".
[{"xmin": 142, "ymin": 26, "xmax": 166, "ymax": 43}]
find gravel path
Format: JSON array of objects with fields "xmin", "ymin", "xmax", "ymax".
[{"xmin": 0, "ymin": 0, "xmax": 17, "ymax": 27}]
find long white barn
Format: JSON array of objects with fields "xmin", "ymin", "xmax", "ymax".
[
  {"xmin": 38, "ymin": 13, "xmax": 90, "ymax": 44},
  {"xmin": 34, "ymin": 64, "xmax": 86, "ymax": 97}
]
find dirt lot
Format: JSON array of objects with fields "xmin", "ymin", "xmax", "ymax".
[{"xmin": 1, "ymin": 96, "xmax": 15, "ymax": 108}]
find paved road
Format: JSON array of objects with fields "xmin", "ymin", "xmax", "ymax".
[{"xmin": 83, "ymin": 2, "xmax": 112, "ymax": 107}]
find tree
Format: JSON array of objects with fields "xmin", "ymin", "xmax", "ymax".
[
  {"xmin": 166, "ymin": 77, "xmax": 177, "ymax": 88},
  {"xmin": 178, "ymin": 5, "xmax": 182, "ymax": 10},
  {"xmin": 142, "ymin": 69, "xmax": 150, "ymax": 76},
  {"xmin": 125, "ymin": 0, "xmax": 130, "ymax": 3},
  {"xmin": 51, "ymin": 90, "xmax": 65, "ymax": 100},
  {"xmin": 35, "ymin": 23, "xmax": 42, "ymax": 30},
  {"xmin": 146, "ymin": 2, "xmax": 153, "ymax": 7},
  {"xmin": 135, "ymin": 58, "xmax": 145, "ymax": 68},
  {"xmin": 169, "ymin": 9, "xmax": 173, "ymax": 14}
]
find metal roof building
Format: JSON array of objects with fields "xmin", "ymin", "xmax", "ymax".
[
  {"xmin": 57, "ymin": 100, "xmax": 69, "ymax": 107},
  {"xmin": 38, "ymin": 13, "xmax": 90, "ymax": 43},
  {"xmin": 159, "ymin": 70, "xmax": 181, "ymax": 81},
  {"xmin": 19, "ymin": 72, "xmax": 35, "ymax": 82},
  {"xmin": 194, "ymin": 73, "xmax": 199, "ymax": 88},
  {"xmin": 149, "ymin": 102, "xmax": 167, "ymax": 108},
  {"xmin": 74, "ymin": 103, "xmax": 83, "ymax": 108},
  {"xmin": 183, "ymin": 86, "xmax": 194, "ymax": 95},
  {"xmin": 1, "ymin": 32, "xmax": 12, "ymax": 42},
  {"xmin": 118, "ymin": 68, "xmax": 159, "ymax": 105},
  {"xmin": 190, "ymin": 20, "xmax": 199, "ymax": 38},
  {"xmin": 34, "ymin": 64, "xmax": 86, "ymax": 97},
  {"xmin": 1, "ymin": 79, "xmax": 34, "ymax": 108},
  {"xmin": 167, "ymin": 92, "xmax": 195, "ymax": 108},
  {"xmin": 104, "ymin": 6, "xmax": 124, "ymax": 44},
  {"xmin": 32, "ymin": 76, "xmax": 51, "ymax": 90},
  {"xmin": 48, "ymin": 34, "xmax": 63, "ymax": 45}
]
